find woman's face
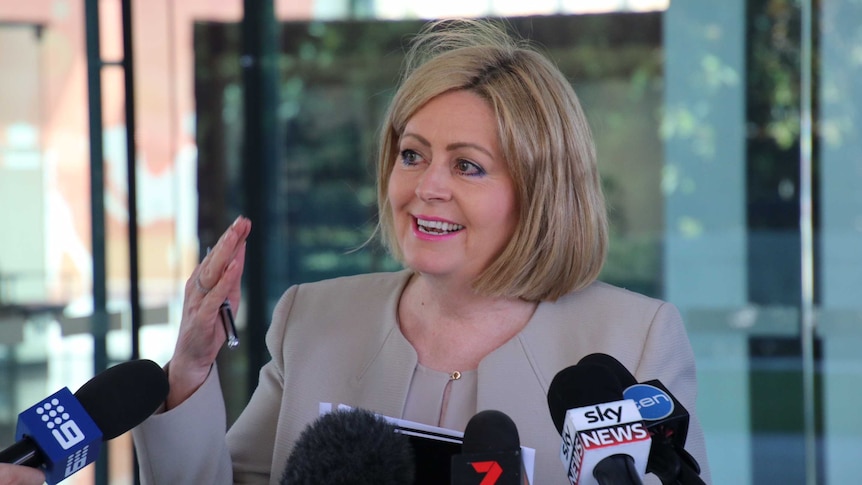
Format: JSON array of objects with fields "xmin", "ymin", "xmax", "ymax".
[{"xmin": 388, "ymin": 89, "xmax": 518, "ymax": 285}]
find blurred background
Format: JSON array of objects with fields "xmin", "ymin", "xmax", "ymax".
[{"xmin": 0, "ymin": 0, "xmax": 859, "ymax": 483}]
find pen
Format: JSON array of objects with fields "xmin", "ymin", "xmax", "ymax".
[
  {"xmin": 220, "ymin": 299, "xmax": 240, "ymax": 349},
  {"xmin": 207, "ymin": 247, "xmax": 240, "ymax": 349}
]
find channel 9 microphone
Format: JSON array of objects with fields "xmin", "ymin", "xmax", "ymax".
[
  {"xmin": 0, "ymin": 359, "xmax": 169, "ymax": 484},
  {"xmin": 547, "ymin": 363, "xmax": 650, "ymax": 485},
  {"xmin": 578, "ymin": 354, "xmax": 705, "ymax": 485},
  {"xmin": 451, "ymin": 410, "xmax": 525, "ymax": 485},
  {"xmin": 280, "ymin": 408, "xmax": 415, "ymax": 485}
]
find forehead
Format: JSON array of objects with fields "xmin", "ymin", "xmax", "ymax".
[{"xmin": 402, "ymin": 90, "xmax": 499, "ymax": 143}]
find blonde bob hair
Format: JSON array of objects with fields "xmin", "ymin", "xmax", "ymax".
[{"xmin": 376, "ymin": 19, "xmax": 608, "ymax": 302}]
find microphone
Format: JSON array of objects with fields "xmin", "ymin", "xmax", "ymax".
[
  {"xmin": 0, "ymin": 359, "xmax": 169, "ymax": 484},
  {"xmin": 547, "ymin": 363, "xmax": 650, "ymax": 485},
  {"xmin": 451, "ymin": 409, "xmax": 525, "ymax": 485},
  {"xmin": 280, "ymin": 407, "xmax": 415, "ymax": 485},
  {"xmin": 577, "ymin": 353, "xmax": 705, "ymax": 485}
]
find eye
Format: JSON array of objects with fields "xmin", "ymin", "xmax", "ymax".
[
  {"xmin": 456, "ymin": 159, "xmax": 485, "ymax": 176},
  {"xmin": 399, "ymin": 149, "xmax": 424, "ymax": 166}
]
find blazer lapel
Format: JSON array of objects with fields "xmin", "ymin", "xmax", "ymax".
[{"xmin": 350, "ymin": 323, "xmax": 418, "ymax": 418}]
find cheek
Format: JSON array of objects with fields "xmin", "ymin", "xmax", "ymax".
[
  {"xmin": 475, "ymin": 197, "xmax": 517, "ymax": 240},
  {"xmin": 386, "ymin": 169, "xmax": 400, "ymax": 200},
  {"xmin": 388, "ymin": 169, "xmax": 417, "ymax": 203},
  {"xmin": 497, "ymin": 184, "xmax": 519, "ymax": 221},
  {"xmin": 387, "ymin": 172, "xmax": 411, "ymax": 216}
]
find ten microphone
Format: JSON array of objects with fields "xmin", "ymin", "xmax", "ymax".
[
  {"xmin": 280, "ymin": 408, "xmax": 415, "ymax": 485},
  {"xmin": 451, "ymin": 409, "xmax": 525, "ymax": 485},
  {"xmin": 0, "ymin": 359, "xmax": 169, "ymax": 484},
  {"xmin": 577, "ymin": 353, "xmax": 704, "ymax": 485},
  {"xmin": 547, "ymin": 363, "xmax": 650, "ymax": 485}
]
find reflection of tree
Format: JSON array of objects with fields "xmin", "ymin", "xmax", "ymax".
[
  {"xmin": 745, "ymin": 0, "xmax": 821, "ymax": 305},
  {"xmin": 746, "ymin": 0, "xmax": 816, "ymax": 231},
  {"xmin": 819, "ymin": 0, "xmax": 860, "ymax": 150},
  {"xmin": 602, "ymin": 176, "xmax": 662, "ymax": 296}
]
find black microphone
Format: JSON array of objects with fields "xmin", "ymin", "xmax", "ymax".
[
  {"xmin": 577, "ymin": 353, "xmax": 705, "ymax": 485},
  {"xmin": 547, "ymin": 363, "xmax": 649, "ymax": 485},
  {"xmin": 280, "ymin": 408, "xmax": 415, "ymax": 485},
  {"xmin": 0, "ymin": 359, "xmax": 169, "ymax": 484},
  {"xmin": 451, "ymin": 409, "xmax": 524, "ymax": 485}
]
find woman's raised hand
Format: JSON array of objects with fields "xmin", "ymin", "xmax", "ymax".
[{"xmin": 167, "ymin": 215, "xmax": 252, "ymax": 409}]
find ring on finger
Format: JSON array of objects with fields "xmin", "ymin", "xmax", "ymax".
[{"xmin": 195, "ymin": 276, "xmax": 212, "ymax": 294}]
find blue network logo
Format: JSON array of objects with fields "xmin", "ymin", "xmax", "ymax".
[{"xmin": 623, "ymin": 383, "xmax": 674, "ymax": 421}]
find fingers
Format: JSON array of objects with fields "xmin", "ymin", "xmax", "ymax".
[
  {"xmin": 0, "ymin": 464, "xmax": 46, "ymax": 485},
  {"xmin": 192, "ymin": 216, "xmax": 251, "ymax": 304},
  {"xmin": 178, "ymin": 216, "xmax": 250, "ymax": 355},
  {"xmin": 225, "ymin": 240, "xmax": 247, "ymax": 308}
]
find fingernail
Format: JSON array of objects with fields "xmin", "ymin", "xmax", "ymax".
[{"xmin": 232, "ymin": 215, "xmax": 242, "ymax": 227}]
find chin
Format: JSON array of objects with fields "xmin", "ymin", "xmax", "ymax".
[
  {"xmin": 403, "ymin": 260, "xmax": 447, "ymax": 275},
  {"xmin": 402, "ymin": 258, "xmax": 450, "ymax": 276}
]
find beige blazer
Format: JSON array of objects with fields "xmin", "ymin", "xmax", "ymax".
[{"xmin": 133, "ymin": 270, "xmax": 711, "ymax": 484}]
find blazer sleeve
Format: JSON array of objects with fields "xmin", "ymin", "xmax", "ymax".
[
  {"xmin": 133, "ymin": 285, "xmax": 299, "ymax": 485},
  {"xmin": 633, "ymin": 301, "xmax": 712, "ymax": 484},
  {"xmin": 132, "ymin": 364, "xmax": 233, "ymax": 485}
]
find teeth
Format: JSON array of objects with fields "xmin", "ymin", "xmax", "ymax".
[{"xmin": 416, "ymin": 218, "xmax": 464, "ymax": 234}]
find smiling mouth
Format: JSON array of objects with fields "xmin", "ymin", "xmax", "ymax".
[{"xmin": 416, "ymin": 217, "xmax": 464, "ymax": 235}]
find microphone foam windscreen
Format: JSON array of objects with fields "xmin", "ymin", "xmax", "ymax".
[
  {"xmin": 547, "ymin": 363, "xmax": 623, "ymax": 434},
  {"xmin": 73, "ymin": 359, "xmax": 169, "ymax": 440},
  {"xmin": 281, "ymin": 408, "xmax": 415, "ymax": 485},
  {"xmin": 461, "ymin": 409, "xmax": 520, "ymax": 453},
  {"xmin": 577, "ymin": 353, "xmax": 638, "ymax": 388}
]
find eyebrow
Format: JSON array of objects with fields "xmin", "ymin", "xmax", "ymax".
[{"xmin": 401, "ymin": 132, "xmax": 495, "ymax": 159}]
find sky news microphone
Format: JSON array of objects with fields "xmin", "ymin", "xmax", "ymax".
[
  {"xmin": 451, "ymin": 409, "xmax": 525, "ymax": 485},
  {"xmin": 0, "ymin": 359, "xmax": 169, "ymax": 484},
  {"xmin": 548, "ymin": 363, "xmax": 650, "ymax": 485},
  {"xmin": 577, "ymin": 353, "xmax": 705, "ymax": 485},
  {"xmin": 280, "ymin": 408, "xmax": 415, "ymax": 485}
]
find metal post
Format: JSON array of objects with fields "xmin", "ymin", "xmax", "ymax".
[
  {"xmin": 83, "ymin": 1, "xmax": 110, "ymax": 483},
  {"xmin": 121, "ymin": 0, "xmax": 141, "ymax": 362},
  {"xmin": 241, "ymin": 0, "xmax": 279, "ymax": 396},
  {"xmin": 798, "ymin": 0, "xmax": 817, "ymax": 483}
]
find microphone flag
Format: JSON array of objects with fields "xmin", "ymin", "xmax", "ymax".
[
  {"xmin": 14, "ymin": 387, "xmax": 103, "ymax": 484},
  {"xmin": 559, "ymin": 399, "xmax": 650, "ymax": 485}
]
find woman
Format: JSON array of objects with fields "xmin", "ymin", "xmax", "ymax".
[{"xmin": 133, "ymin": 19, "xmax": 711, "ymax": 484}]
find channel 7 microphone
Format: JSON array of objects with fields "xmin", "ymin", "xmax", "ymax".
[
  {"xmin": 451, "ymin": 410, "xmax": 525, "ymax": 485},
  {"xmin": 0, "ymin": 359, "xmax": 169, "ymax": 484},
  {"xmin": 280, "ymin": 408, "xmax": 415, "ymax": 485},
  {"xmin": 577, "ymin": 353, "xmax": 704, "ymax": 485},
  {"xmin": 547, "ymin": 363, "xmax": 650, "ymax": 485}
]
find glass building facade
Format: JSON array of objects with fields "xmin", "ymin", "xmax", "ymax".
[{"xmin": 0, "ymin": 0, "xmax": 859, "ymax": 483}]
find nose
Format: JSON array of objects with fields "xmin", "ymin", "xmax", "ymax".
[{"xmin": 415, "ymin": 161, "xmax": 452, "ymax": 202}]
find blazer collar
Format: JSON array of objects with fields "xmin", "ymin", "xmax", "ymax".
[{"xmin": 350, "ymin": 270, "xmax": 574, "ymax": 429}]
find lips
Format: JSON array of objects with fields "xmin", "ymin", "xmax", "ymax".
[{"xmin": 415, "ymin": 217, "xmax": 464, "ymax": 235}]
